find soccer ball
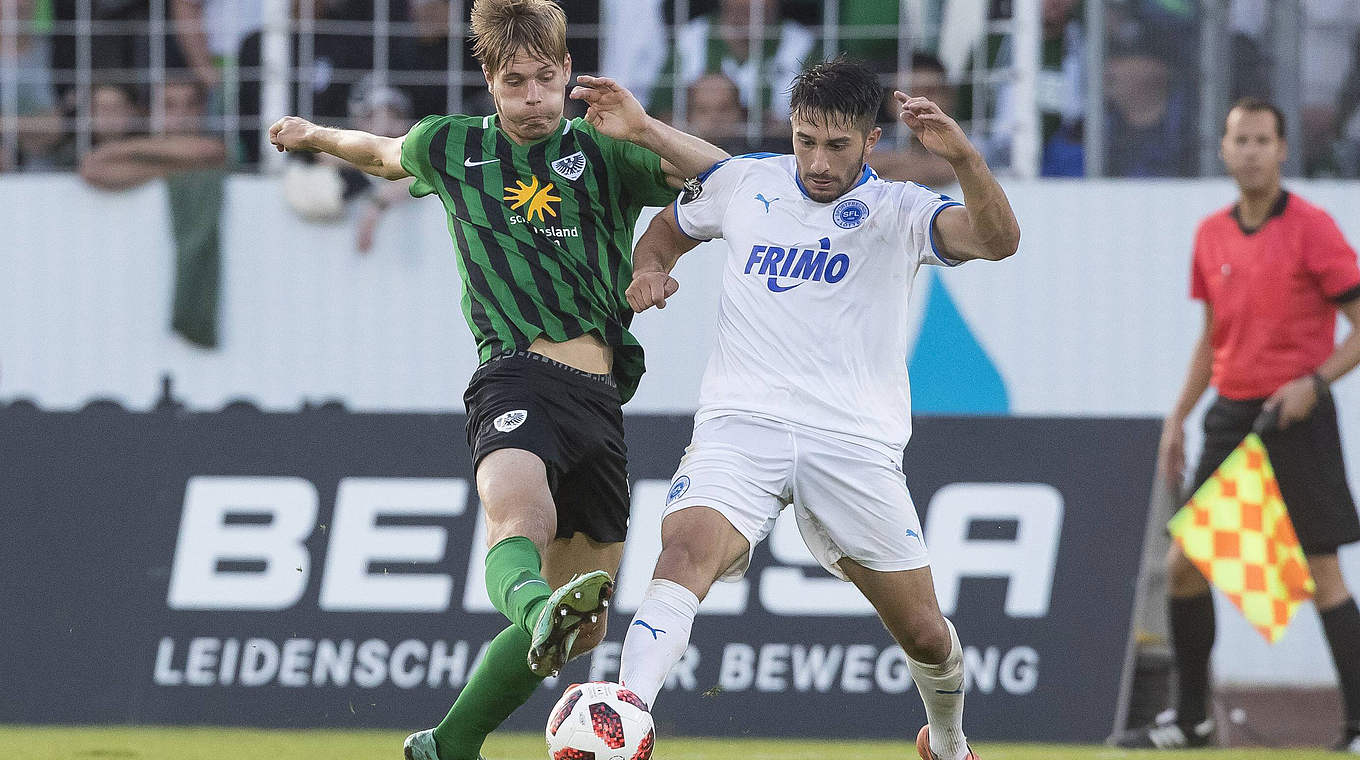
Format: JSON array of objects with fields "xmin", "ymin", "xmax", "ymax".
[{"xmin": 545, "ymin": 681, "xmax": 654, "ymax": 760}]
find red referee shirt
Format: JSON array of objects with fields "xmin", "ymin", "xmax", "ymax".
[{"xmin": 1191, "ymin": 191, "xmax": 1360, "ymax": 400}]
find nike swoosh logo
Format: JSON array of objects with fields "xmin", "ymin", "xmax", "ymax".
[
  {"xmin": 766, "ymin": 278, "xmax": 803, "ymax": 293},
  {"xmin": 464, "ymin": 157, "xmax": 500, "ymax": 167},
  {"xmin": 511, "ymin": 579, "xmax": 549, "ymax": 593}
]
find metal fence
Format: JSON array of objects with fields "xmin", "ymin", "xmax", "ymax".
[{"xmin": 1, "ymin": 0, "xmax": 1333, "ymax": 179}]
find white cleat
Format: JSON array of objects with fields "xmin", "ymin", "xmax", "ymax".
[
  {"xmin": 403, "ymin": 730, "xmax": 439, "ymax": 760},
  {"xmin": 403, "ymin": 729, "xmax": 487, "ymax": 760}
]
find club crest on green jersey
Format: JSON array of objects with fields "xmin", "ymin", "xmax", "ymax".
[{"xmin": 551, "ymin": 151, "xmax": 587, "ymax": 181}]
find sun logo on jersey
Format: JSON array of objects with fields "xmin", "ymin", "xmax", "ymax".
[{"xmin": 503, "ymin": 176, "xmax": 561, "ymax": 222}]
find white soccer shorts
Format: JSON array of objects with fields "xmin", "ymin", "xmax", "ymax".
[{"xmin": 661, "ymin": 414, "xmax": 929, "ymax": 581}]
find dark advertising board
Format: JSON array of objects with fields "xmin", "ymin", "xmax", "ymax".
[{"xmin": 0, "ymin": 402, "xmax": 1156, "ymax": 741}]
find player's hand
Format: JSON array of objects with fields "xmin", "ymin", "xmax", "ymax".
[
  {"xmin": 570, "ymin": 75, "xmax": 649, "ymax": 141},
  {"xmin": 1264, "ymin": 376, "xmax": 1319, "ymax": 429},
  {"xmin": 892, "ymin": 91, "xmax": 975, "ymax": 164},
  {"xmin": 1157, "ymin": 420, "xmax": 1186, "ymax": 493},
  {"xmin": 626, "ymin": 270, "xmax": 679, "ymax": 312},
  {"xmin": 269, "ymin": 116, "xmax": 320, "ymax": 153}
]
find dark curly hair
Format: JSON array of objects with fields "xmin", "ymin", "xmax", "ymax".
[{"xmin": 788, "ymin": 57, "xmax": 883, "ymax": 134}]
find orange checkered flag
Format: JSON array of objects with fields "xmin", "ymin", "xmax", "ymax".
[{"xmin": 1168, "ymin": 430, "xmax": 1315, "ymax": 643}]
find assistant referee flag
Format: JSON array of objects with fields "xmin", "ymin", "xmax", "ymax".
[{"xmin": 1168, "ymin": 433, "xmax": 1315, "ymax": 643}]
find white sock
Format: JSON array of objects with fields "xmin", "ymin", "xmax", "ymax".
[
  {"xmin": 618, "ymin": 578, "xmax": 700, "ymax": 709},
  {"xmin": 908, "ymin": 618, "xmax": 969, "ymax": 760}
]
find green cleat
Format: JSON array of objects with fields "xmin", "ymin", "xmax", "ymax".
[{"xmin": 528, "ymin": 570, "xmax": 614, "ymax": 677}]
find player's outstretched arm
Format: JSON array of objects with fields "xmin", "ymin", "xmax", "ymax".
[
  {"xmin": 268, "ymin": 116, "xmax": 410, "ymax": 180},
  {"xmin": 570, "ymin": 75, "xmax": 727, "ymax": 186},
  {"xmin": 626, "ymin": 202, "xmax": 702, "ymax": 312},
  {"xmin": 893, "ymin": 92, "xmax": 1020, "ymax": 262}
]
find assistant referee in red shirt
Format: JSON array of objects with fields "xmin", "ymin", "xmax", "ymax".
[{"xmin": 1121, "ymin": 97, "xmax": 1360, "ymax": 752}]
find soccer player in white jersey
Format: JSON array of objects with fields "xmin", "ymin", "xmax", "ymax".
[{"xmin": 615, "ymin": 58, "xmax": 1020, "ymax": 760}]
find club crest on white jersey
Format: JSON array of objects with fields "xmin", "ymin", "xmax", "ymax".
[{"xmin": 833, "ymin": 198, "xmax": 869, "ymax": 228}]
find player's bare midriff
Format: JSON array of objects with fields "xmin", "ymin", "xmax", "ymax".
[{"xmin": 529, "ymin": 333, "xmax": 613, "ymax": 375}]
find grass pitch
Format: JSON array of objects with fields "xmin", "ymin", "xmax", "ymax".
[{"xmin": 0, "ymin": 725, "xmax": 1333, "ymax": 760}]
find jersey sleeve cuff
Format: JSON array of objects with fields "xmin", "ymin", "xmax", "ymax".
[
  {"xmin": 929, "ymin": 201, "xmax": 965, "ymax": 266},
  {"xmin": 398, "ymin": 136, "xmax": 437, "ymax": 198},
  {"xmin": 673, "ymin": 202, "xmax": 709, "ymax": 242},
  {"xmin": 1330, "ymin": 281, "xmax": 1360, "ymax": 304}
]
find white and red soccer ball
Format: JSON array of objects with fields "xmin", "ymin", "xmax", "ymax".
[{"xmin": 545, "ymin": 681, "xmax": 654, "ymax": 760}]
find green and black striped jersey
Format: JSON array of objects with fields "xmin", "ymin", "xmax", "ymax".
[{"xmin": 400, "ymin": 113, "xmax": 678, "ymax": 402}]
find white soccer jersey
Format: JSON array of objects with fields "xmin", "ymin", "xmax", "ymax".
[{"xmin": 674, "ymin": 153, "xmax": 962, "ymax": 455}]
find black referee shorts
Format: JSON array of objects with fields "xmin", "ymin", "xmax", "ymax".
[
  {"xmin": 1189, "ymin": 394, "xmax": 1359, "ymax": 555},
  {"xmin": 463, "ymin": 349, "xmax": 629, "ymax": 544}
]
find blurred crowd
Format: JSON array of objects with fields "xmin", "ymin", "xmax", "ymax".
[{"xmin": 5, "ymin": 0, "xmax": 1360, "ymax": 185}]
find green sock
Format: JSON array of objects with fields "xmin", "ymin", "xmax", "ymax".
[
  {"xmin": 484, "ymin": 535, "xmax": 552, "ymax": 633},
  {"xmin": 432, "ymin": 624, "xmax": 545, "ymax": 760}
]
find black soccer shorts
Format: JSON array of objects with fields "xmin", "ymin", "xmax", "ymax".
[
  {"xmin": 1189, "ymin": 394, "xmax": 1360, "ymax": 555},
  {"xmin": 463, "ymin": 349, "xmax": 630, "ymax": 544}
]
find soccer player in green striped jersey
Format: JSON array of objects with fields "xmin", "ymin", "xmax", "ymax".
[{"xmin": 268, "ymin": 2, "xmax": 726, "ymax": 758}]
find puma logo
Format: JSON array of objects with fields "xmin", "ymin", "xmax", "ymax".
[{"xmin": 632, "ymin": 620, "xmax": 666, "ymax": 639}]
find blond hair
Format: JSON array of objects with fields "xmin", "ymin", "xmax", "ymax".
[{"xmin": 470, "ymin": 0, "xmax": 569, "ymax": 76}]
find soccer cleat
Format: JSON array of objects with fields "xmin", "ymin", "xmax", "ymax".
[
  {"xmin": 402, "ymin": 729, "xmax": 484, "ymax": 760},
  {"xmin": 1110, "ymin": 710, "xmax": 1215, "ymax": 749},
  {"xmin": 915, "ymin": 724, "xmax": 979, "ymax": 760},
  {"xmin": 528, "ymin": 570, "xmax": 615, "ymax": 676}
]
